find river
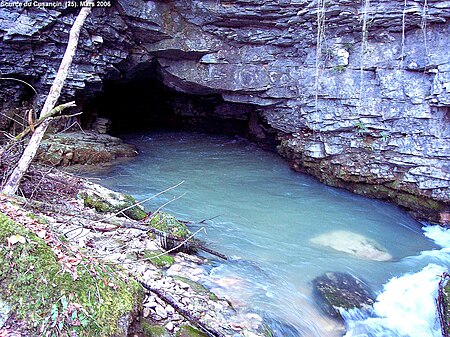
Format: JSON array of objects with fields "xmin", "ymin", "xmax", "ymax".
[{"xmin": 82, "ymin": 131, "xmax": 450, "ymax": 337}]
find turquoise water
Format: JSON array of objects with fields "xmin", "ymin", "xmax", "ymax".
[{"xmin": 83, "ymin": 131, "xmax": 448, "ymax": 336}]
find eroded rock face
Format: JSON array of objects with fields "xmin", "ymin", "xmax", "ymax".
[{"xmin": 0, "ymin": 0, "xmax": 449, "ymax": 223}]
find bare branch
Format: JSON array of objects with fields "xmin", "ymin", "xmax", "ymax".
[
  {"xmin": 90, "ymin": 180, "xmax": 185, "ymax": 224},
  {"xmin": 0, "ymin": 77, "xmax": 38, "ymax": 96}
]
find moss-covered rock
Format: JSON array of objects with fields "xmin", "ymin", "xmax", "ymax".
[
  {"xmin": 175, "ymin": 324, "xmax": 208, "ymax": 337},
  {"xmin": 141, "ymin": 321, "xmax": 171, "ymax": 337},
  {"xmin": 37, "ymin": 131, "xmax": 137, "ymax": 166},
  {"xmin": 78, "ymin": 181, "xmax": 147, "ymax": 220},
  {"xmin": 149, "ymin": 212, "xmax": 193, "ymax": 252},
  {"xmin": 149, "ymin": 212, "xmax": 190, "ymax": 237},
  {"xmin": 312, "ymin": 271, "xmax": 374, "ymax": 320},
  {"xmin": 143, "ymin": 250, "xmax": 175, "ymax": 268},
  {"xmin": 0, "ymin": 212, "xmax": 143, "ymax": 336}
]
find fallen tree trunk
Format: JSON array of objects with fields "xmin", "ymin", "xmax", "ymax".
[{"xmin": 138, "ymin": 280, "xmax": 226, "ymax": 337}]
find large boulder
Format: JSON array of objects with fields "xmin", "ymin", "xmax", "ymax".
[
  {"xmin": 312, "ymin": 272, "xmax": 375, "ymax": 320},
  {"xmin": 78, "ymin": 180, "xmax": 147, "ymax": 220},
  {"xmin": 37, "ymin": 132, "xmax": 137, "ymax": 166}
]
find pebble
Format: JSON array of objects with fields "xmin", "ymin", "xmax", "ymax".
[
  {"xmin": 165, "ymin": 321, "xmax": 174, "ymax": 331},
  {"xmin": 166, "ymin": 305, "xmax": 175, "ymax": 315},
  {"xmin": 155, "ymin": 304, "xmax": 168, "ymax": 319},
  {"xmin": 144, "ymin": 301, "xmax": 157, "ymax": 308}
]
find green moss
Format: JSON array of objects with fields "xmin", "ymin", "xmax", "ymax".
[
  {"xmin": 332, "ymin": 65, "xmax": 347, "ymax": 72},
  {"xmin": 143, "ymin": 250, "xmax": 175, "ymax": 268},
  {"xmin": 80, "ymin": 192, "xmax": 113, "ymax": 212},
  {"xmin": 396, "ymin": 193, "xmax": 442, "ymax": 210},
  {"xmin": 25, "ymin": 212, "xmax": 49, "ymax": 224},
  {"xmin": 124, "ymin": 194, "xmax": 148, "ymax": 220},
  {"xmin": 352, "ymin": 183, "xmax": 443, "ymax": 212},
  {"xmin": 0, "ymin": 212, "xmax": 143, "ymax": 336},
  {"xmin": 142, "ymin": 321, "xmax": 170, "ymax": 337},
  {"xmin": 209, "ymin": 292, "xmax": 219, "ymax": 301},
  {"xmin": 175, "ymin": 325, "xmax": 208, "ymax": 337},
  {"xmin": 149, "ymin": 212, "xmax": 190, "ymax": 238},
  {"xmin": 79, "ymin": 191, "xmax": 147, "ymax": 220}
]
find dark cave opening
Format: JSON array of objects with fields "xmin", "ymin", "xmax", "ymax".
[{"xmin": 81, "ymin": 62, "xmax": 279, "ymax": 149}]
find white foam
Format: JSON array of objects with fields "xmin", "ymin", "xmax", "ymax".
[
  {"xmin": 343, "ymin": 226, "xmax": 450, "ymax": 336},
  {"xmin": 423, "ymin": 225, "xmax": 450, "ymax": 248},
  {"xmin": 407, "ymin": 226, "xmax": 450, "ymax": 264},
  {"xmin": 344, "ymin": 264, "xmax": 445, "ymax": 337}
]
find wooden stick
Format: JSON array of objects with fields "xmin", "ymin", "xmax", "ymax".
[{"xmin": 138, "ymin": 280, "xmax": 226, "ymax": 337}]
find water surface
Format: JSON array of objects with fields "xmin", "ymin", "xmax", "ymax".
[{"xmin": 82, "ymin": 131, "xmax": 448, "ymax": 336}]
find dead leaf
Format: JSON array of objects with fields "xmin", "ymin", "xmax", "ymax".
[
  {"xmin": 36, "ymin": 230, "xmax": 47, "ymax": 239},
  {"xmin": 7, "ymin": 234, "xmax": 26, "ymax": 246}
]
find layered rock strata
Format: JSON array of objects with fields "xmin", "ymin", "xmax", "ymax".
[{"xmin": 0, "ymin": 0, "xmax": 449, "ymax": 223}]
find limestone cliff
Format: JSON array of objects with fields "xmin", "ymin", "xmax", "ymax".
[{"xmin": 0, "ymin": 0, "xmax": 449, "ymax": 223}]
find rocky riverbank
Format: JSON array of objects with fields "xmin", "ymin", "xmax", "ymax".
[{"xmin": 0, "ymin": 167, "xmax": 274, "ymax": 337}]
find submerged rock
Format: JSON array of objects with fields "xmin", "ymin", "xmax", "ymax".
[
  {"xmin": 310, "ymin": 230, "xmax": 392, "ymax": 261},
  {"xmin": 312, "ymin": 272, "xmax": 375, "ymax": 320}
]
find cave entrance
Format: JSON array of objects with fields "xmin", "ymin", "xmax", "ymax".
[{"xmin": 82, "ymin": 62, "xmax": 271, "ymax": 144}]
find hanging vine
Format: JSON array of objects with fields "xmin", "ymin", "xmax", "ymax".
[
  {"xmin": 359, "ymin": 0, "xmax": 370, "ymax": 104},
  {"xmin": 421, "ymin": 0, "xmax": 429, "ymax": 65},
  {"xmin": 399, "ymin": 0, "xmax": 408, "ymax": 69},
  {"xmin": 314, "ymin": 0, "xmax": 326, "ymax": 113}
]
